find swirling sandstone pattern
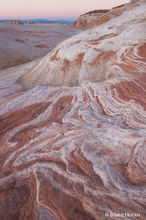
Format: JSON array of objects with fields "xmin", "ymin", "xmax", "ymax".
[{"xmin": 0, "ymin": 0, "xmax": 146, "ymax": 219}]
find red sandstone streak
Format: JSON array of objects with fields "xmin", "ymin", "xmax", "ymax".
[
  {"xmin": 0, "ymin": 102, "xmax": 51, "ymax": 137},
  {"xmin": 111, "ymin": 79, "xmax": 146, "ymax": 110}
]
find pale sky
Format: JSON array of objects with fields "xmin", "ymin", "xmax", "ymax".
[{"xmin": 0, "ymin": 0, "xmax": 130, "ymax": 19}]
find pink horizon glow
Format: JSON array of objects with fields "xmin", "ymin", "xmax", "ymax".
[{"xmin": 0, "ymin": 0, "xmax": 130, "ymax": 19}]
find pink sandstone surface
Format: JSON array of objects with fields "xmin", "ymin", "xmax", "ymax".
[{"xmin": 0, "ymin": 0, "xmax": 146, "ymax": 219}]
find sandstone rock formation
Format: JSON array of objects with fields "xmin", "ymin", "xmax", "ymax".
[
  {"xmin": 0, "ymin": 0, "xmax": 146, "ymax": 219},
  {"xmin": 72, "ymin": 0, "xmax": 142, "ymax": 28}
]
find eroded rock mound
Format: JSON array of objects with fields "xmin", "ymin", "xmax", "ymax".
[
  {"xmin": 14, "ymin": 0, "xmax": 146, "ymax": 89},
  {"xmin": 0, "ymin": 0, "xmax": 146, "ymax": 219},
  {"xmin": 72, "ymin": 0, "xmax": 144, "ymax": 28}
]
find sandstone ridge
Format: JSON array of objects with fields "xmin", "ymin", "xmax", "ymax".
[{"xmin": 72, "ymin": 0, "xmax": 143, "ymax": 28}]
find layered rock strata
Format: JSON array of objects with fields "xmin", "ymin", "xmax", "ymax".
[{"xmin": 0, "ymin": 0, "xmax": 146, "ymax": 219}]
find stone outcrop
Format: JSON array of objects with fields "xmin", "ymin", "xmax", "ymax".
[
  {"xmin": 0, "ymin": 0, "xmax": 146, "ymax": 219},
  {"xmin": 72, "ymin": 0, "xmax": 142, "ymax": 28}
]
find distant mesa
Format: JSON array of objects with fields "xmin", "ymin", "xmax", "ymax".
[
  {"xmin": 0, "ymin": 19, "xmax": 74, "ymax": 25},
  {"xmin": 5, "ymin": 20, "xmax": 23, "ymax": 25}
]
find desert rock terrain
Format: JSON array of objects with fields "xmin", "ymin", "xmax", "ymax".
[
  {"xmin": 0, "ymin": 23, "xmax": 81, "ymax": 70},
  {"xmin": 0, "ymin": 0, "xmax": 146, "ymax": 219}
]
